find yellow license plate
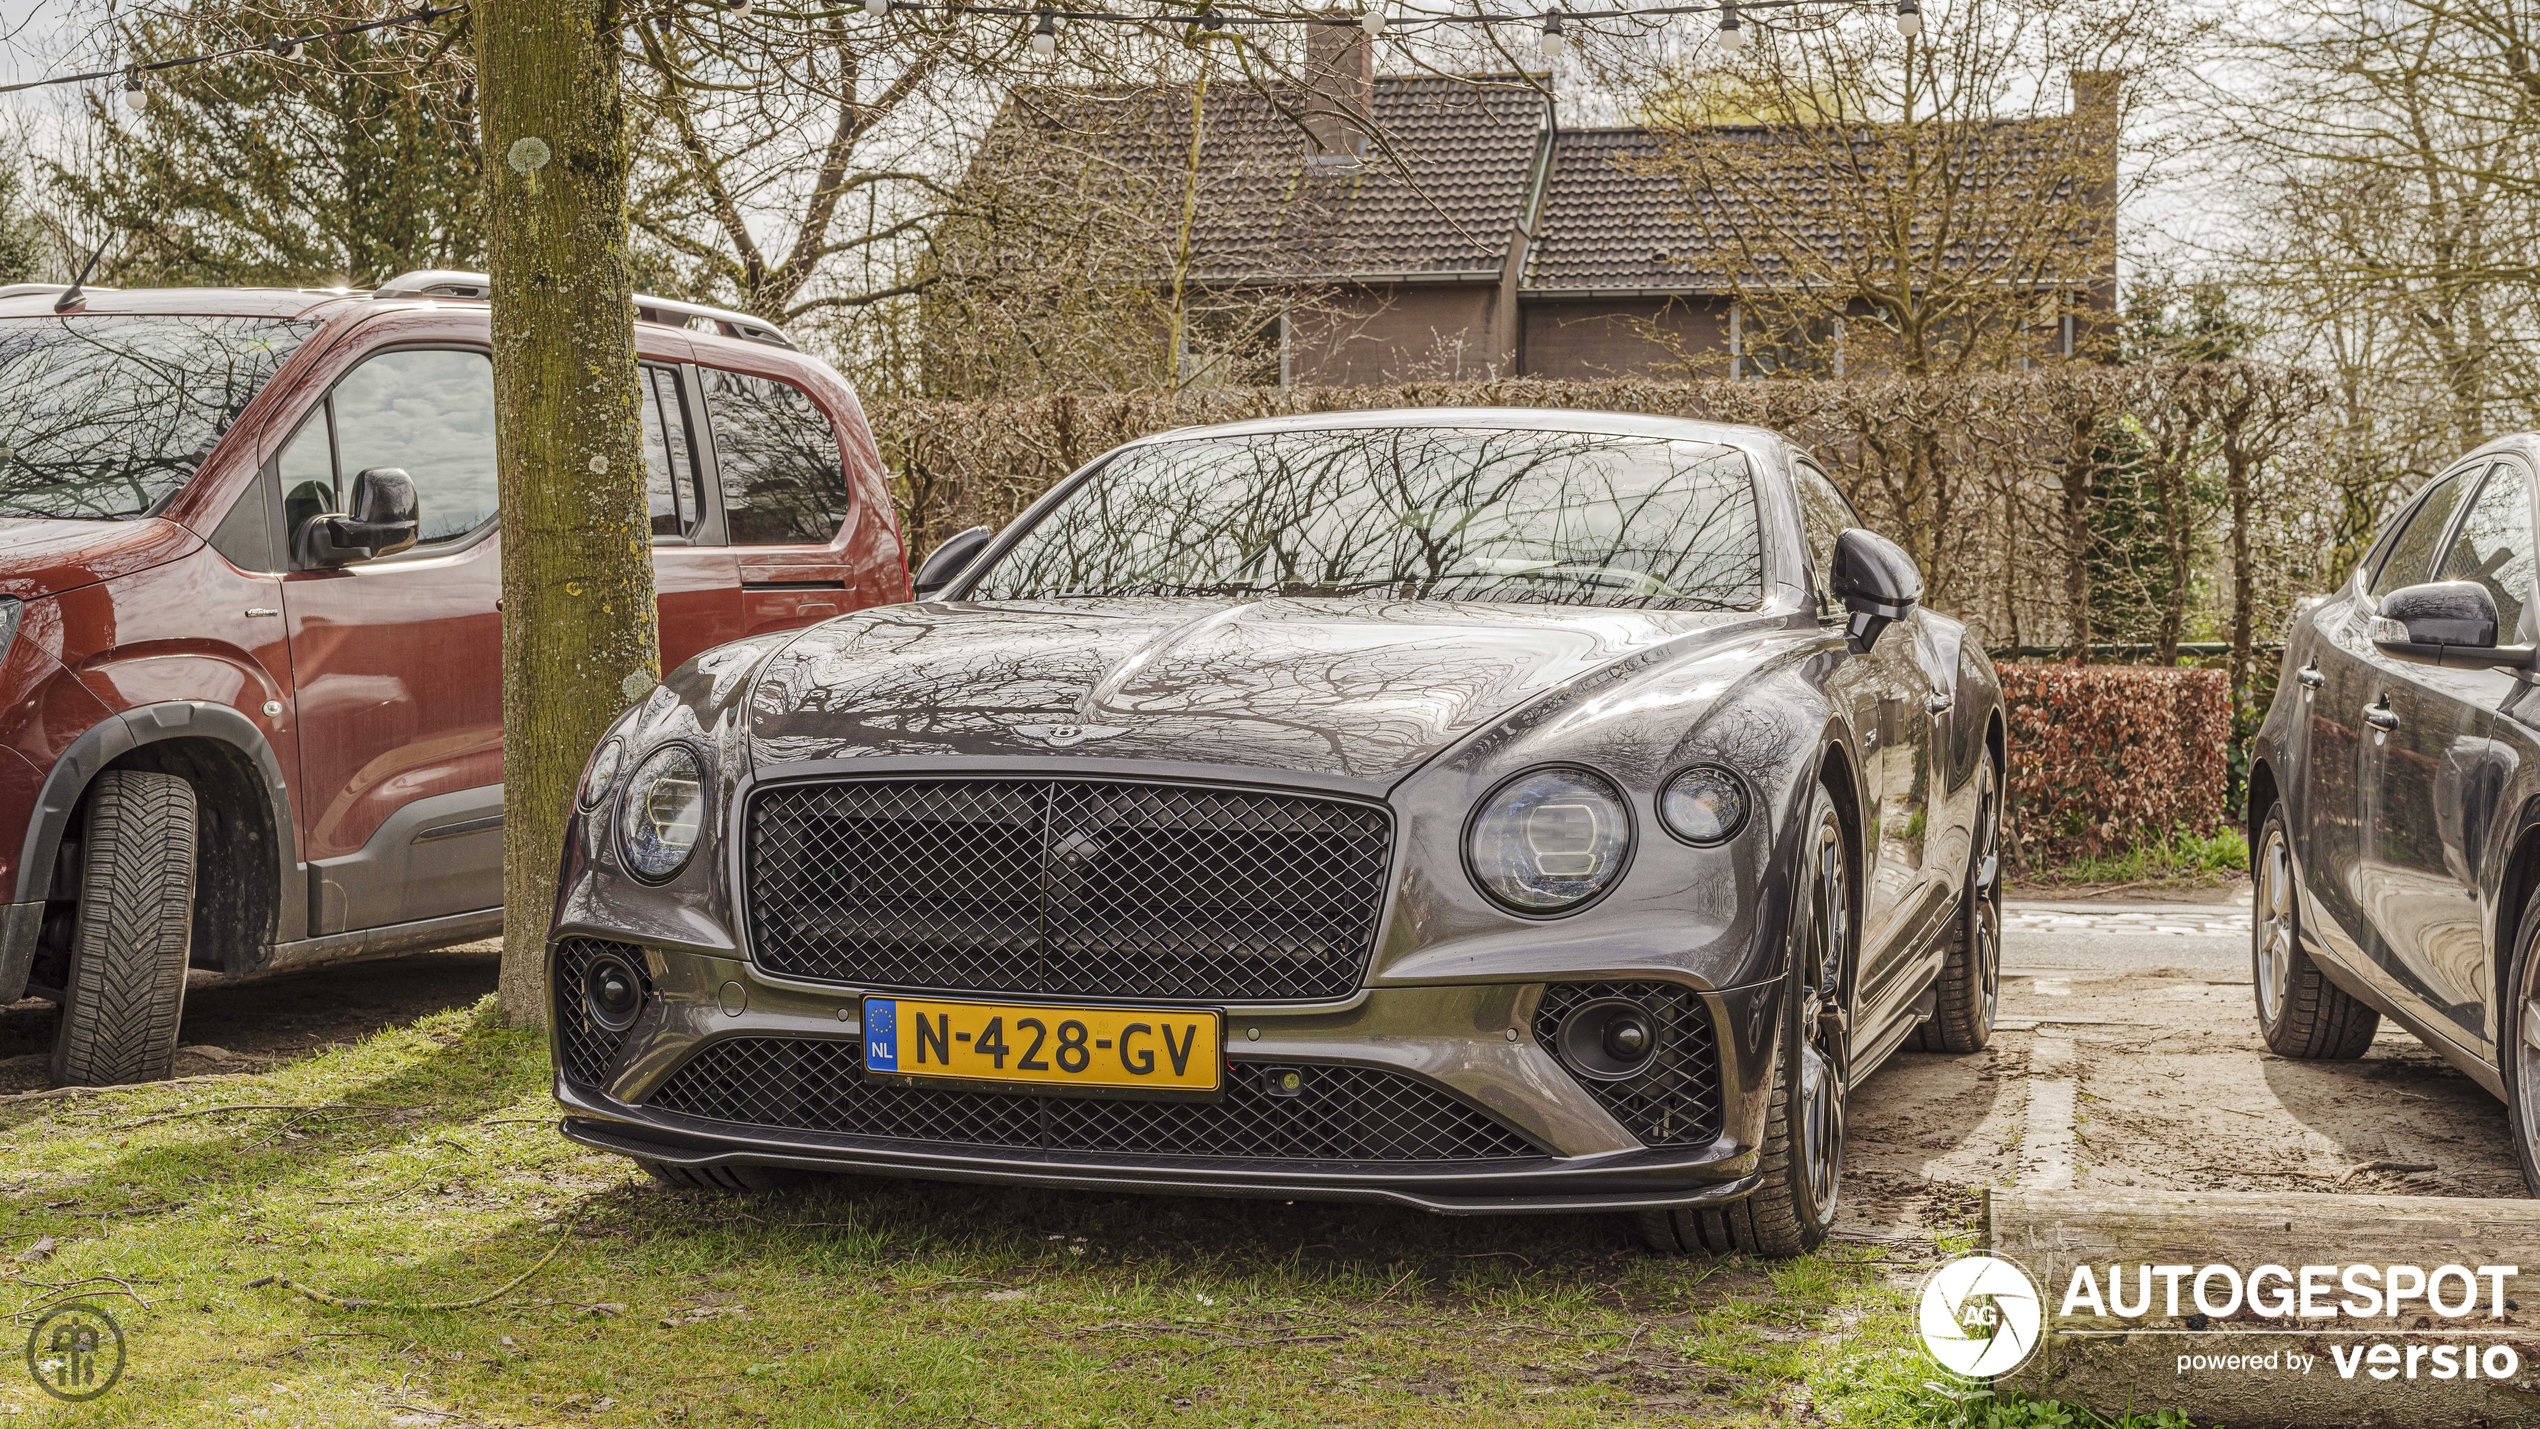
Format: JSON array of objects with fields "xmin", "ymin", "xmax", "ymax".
[{"xmin": 862, "ymin": 996, "xmax": 1222, "ymax": 1094}]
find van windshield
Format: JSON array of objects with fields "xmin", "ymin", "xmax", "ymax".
[{"xmin": 0, "ymin": 314, "xmax": 319, "ymax": 519}]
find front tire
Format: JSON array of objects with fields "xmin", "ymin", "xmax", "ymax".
[
  {"xmin": 1636, "ymin": 779, "xmax": 1851, "ymax": 1259},
  {"xmin": 50, "ymin": 770, "xmax": 198, "ymax": 1087},
  {"xmin": 1914, "ymin": 758, "xmax": 2001, "ymax": 1053},
  {"xmin": 2251, "ymin": 802, "xmax": 2377, "ymax": 1060},
  {"xmin": 2502, "ymin": 896, "xmax": 2540, "ymax": 1197}
]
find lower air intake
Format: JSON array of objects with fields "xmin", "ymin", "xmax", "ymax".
[
  {"xmin": 552, "ymin": 938, "xmax": 653, "ymax": 1088},
  {"xmin": 1534, "ymin": 981, "xmax": 1723, "ymax": 1147},
  {"xmin": 645, "ymin": 1037, "xmax": 1542, "ymax": 1163}
]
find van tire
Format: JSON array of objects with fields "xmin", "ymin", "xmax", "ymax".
[{"xmin": 50, "ymin": 770, "xmax": 198, "ymax": 1087}]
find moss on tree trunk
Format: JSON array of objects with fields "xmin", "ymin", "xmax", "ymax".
[{"xmin": 475, "ymin": 0, "xmax": 657, "ymax": 1026}]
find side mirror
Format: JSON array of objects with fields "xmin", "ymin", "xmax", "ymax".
[
  {"xmin": 1830, "ymin": 527, "xmax": 1923, "ymax": 653},
  {"xmin": 2372, "ymin": 580, "xmax": 2537, "ymax": 670},
  {"xmin": 912, "ymin": 524, "xmax": 993, "ymax": 600},
  {"xmin": 297, "ymin": 467, "xmax": 420, "ymax": 569}
]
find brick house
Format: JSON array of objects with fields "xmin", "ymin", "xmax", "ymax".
[{"xmin": 933, "ymin": 37, "xmax": 2118, "ymax": 391}]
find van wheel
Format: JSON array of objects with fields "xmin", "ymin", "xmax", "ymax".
[
  {"xmin": 50, "ymin": 770, "xmax": 198, "ymax": 1087},
  {"xmin": 1635, "ymin": 779, "xmax": 1851, "ymax": 1259},
  {"xmin": 2252, "ymin": 802, "xmax": 2377, "ymax": 1059}
]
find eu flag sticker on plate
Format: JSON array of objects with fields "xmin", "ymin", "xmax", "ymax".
[{"xmin": 864, "ymin": 998, "xmax": 898, "ymax": 1071}]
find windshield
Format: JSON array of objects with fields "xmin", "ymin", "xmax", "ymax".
[
  {"xmin": 0, "ymin": 314, "xmax": 319, "ymax": 519},
  {"xmin": 974, "ymin": 426, "xmax": 1765, "ymax": 610}
]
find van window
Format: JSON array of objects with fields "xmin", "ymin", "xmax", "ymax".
[
  {"xmin": 702, "ymin": 369, "xmax": 849, "ymax": 545},
  {"xmin": 330, "ymin": 349, "xmax": 498, "ymax": 545},
  {"xmin": 640, "ymin": 365, "xmax": 703, "ymax": 539}
]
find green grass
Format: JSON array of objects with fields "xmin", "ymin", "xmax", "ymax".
[
  {"xmin": 2029, "ymin": 826, "xmax": 2249, "ymax": 890},
  {"xmin": 0, "ymin": 999, "xmax": 2201, "ymax": 1425}
]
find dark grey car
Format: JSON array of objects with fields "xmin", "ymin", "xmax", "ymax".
[
  {"xmin": 2249, "ymin": 436, "xmax": 2540, "ymax": 1192},
  {"xmin": 545, "ymin": 409, "xmax": 2007, "ymax": 1256}
]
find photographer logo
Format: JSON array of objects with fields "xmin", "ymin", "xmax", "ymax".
[
  {"xmin": 1921, "ymin": 1255, "xmax": 2043, "ymax": 1377},
  {"xmin": 24, "ymin": 1301, "xmax": 125, "ymax": 1402}
]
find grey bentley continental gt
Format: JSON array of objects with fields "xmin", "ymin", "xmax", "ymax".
[{"xmin": 547, "ymin": 409, "xmax": 2006, "ymax": 1257}]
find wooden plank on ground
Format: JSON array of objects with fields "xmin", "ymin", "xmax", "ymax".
[{"xmin": 1988, "ymin": 1187, "xmax": 2540, "ymax": 1427}]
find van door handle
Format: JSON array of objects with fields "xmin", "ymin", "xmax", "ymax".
[
  {"xmin": 2297, "ymin": 663, "xmax": 2324, "ymax": 689},
  {"xmin": 2364, "ymin": 702, "xmax": 2400, "ymax": 731}
]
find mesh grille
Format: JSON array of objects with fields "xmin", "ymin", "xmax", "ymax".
[
  {"xmin": 646, "ymin": 1037, "xmax": 1541, "ymax": 1163},
  {"xmin": 1533, "ymin": 982, "xmax": 1722, "ymax": 1147},
  {"xmin": 553, "ymin": 938, "xmax": 654, "ymax": 1088},
  {"xmin": 746, "ymin": 778, "xmax": 1392, "ymax": 1002}
]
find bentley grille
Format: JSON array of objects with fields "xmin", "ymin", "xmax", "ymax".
[
  {"xmin": 745, "ymin": 778, "xmax": 1393, "ymax": 1002},
  {"xmin": 646, "ymin": 1037, "xmax": 1542, "ymax": 1163}
]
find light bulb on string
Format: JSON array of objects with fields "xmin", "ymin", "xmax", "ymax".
[
  {"xmin": 120, "ymin": 72, "xmax": 146, "ymax": 111},
  {"xmin": 1030, "ymin": 9, "xmax": 1058, "ymax": 57},
  {"xmin": 1717, "ymin": 3, "xmax": 1743, "ymax": 52},
  {"xmin": 866, "ymin": 0, "xmax": 889, "ymax": 15},
  {"xmin": 726, "ymin": 0, "xmax": 754, "ymax": 15},
  {"xmin": 1362, "ymin": 9, "xmax": 1386, "ymax": 34},
  {"xmin": 269, "ymin": 37, "xmax": 306, "ymax": 61},
  {"xmin": 1895, "ymin": 0, "xmax": 1920, "ymax": 38},
  {"xmin": 1539, "ymin": 12, "xmax": 1565, "ymax": 59}
]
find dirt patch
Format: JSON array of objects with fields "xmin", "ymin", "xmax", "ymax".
[
  {"xmin": 1838, "ymin": 949, "xmax": 2520, "ymax": 1245},
  {"xmin": 0, "ymin": 940, "xmax": 500, "ymax": 1095}
]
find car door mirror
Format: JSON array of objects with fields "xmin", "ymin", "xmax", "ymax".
[
  {"xmin": 1830, "ymin": 527, "xmax": 1923, "ymax": 653},
  {"xmin": 296, "ymin": 466, "xmax": 421, "ymax": 568},
  {"xmin": 912, "ymin": 524, "xmax": 993, "ymax": 599},
  {"xmin": 2373, "ymin": 580, "xmax": 2538, "ymax": 670}
]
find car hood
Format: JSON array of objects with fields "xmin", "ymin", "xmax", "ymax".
[
  {"xmin": 0, "ymin": 515, "xmax": 199, "ymax": 602},
  {"xmin": 743, "ymin": 597, "xmax": 1760, "ymax": 783}
]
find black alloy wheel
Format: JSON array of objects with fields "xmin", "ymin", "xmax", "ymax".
[
  {"xmin": 1636, "ymin": 778, "xmax": 1852, "ymax": 1257},
  {"xmin": 1915, "ymin": 759, "xmax": 2001, "ymax": 1053}
]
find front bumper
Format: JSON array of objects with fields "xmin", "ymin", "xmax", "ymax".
[{"xmin": 552, "ymin": 942, "xmax": 1786, "ymax": 1215}]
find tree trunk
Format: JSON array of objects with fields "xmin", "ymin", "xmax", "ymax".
[{"xmin": 476, "ymin": 0, "xmax": 658, "ymax": 1027}]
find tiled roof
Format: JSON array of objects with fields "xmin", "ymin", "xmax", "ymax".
[
  {"xmin": 1525, "ymin": 120, "xmax": 2107, "ymax": 293},
  {"xmin": 970, "ymin": 75, "xmax": 1548, "ymax": 280},
  {"xmin": 957, "ymin": 78, "xmax": 2107, "ymax": 293}
]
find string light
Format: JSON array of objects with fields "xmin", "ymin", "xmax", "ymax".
[
  {"xmin": 269, "ymin": 37, "xmax": 308, "ymax": 60},
  {"xmin": 1894, "ymin": 0, "xmax": 1918, "ymax": 37},
  {"xmin": 1539, "ymin": 11, "xmax": 1565, "ymax": 57},
  {"xmin": 867, "ymin": 0, "xmax": 890, "ymax": 15},
  {"xmin": 1030, "ymin": 7, "xmax": 1058, "ymax": 56},
  {"xmin": 1718, "ymin": 1, "xmax": 1743, "ymax": 50},
  {"xmin": 1362, "ymin": 8, "xmax": 1387, "ymax": 34},
  {"xmin": 726, "ymin": 0, "xmax": 754, "ymax": 15},
  {"xmin": 120, "ymin": 71, "xmax": 146, "ymax": 110}
]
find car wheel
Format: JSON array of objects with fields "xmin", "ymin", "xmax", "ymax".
[
  {"xmin": 1635, "ymin": 779, "xmax": 1850, "ymax": 1259},
  {"xmin": 633, "ymin": 1159, "xmax": 823, "ymax": 1192},
  {"xmin": 2251, "ymin": 801, "xmax": 2378, "ymax": 1059},
  {"xmin": 2501, "ymin": 897, "xmax": 2540, "ymax": 1196},
  {"xmin": 50, "ymin": 770, "xmax": 198, "ymax": 1087},
  {"xmin": 1913, "ymin": 758, "xmax": 2001, "ymax": 1053}
]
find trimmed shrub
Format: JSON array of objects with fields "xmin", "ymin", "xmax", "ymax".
[{"xmin": 1999, "ymin": 663, "xmax": 2232, "ymax": 869}]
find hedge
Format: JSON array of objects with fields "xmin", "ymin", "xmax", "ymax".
[{"xmin": 1998, "ymin": 663, "xmax": 2232, "ymax": 867}]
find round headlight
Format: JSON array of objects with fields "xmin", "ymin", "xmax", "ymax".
[
  {"xmin": 1659, "ymin": 765, "xmax": 1750, "ymax": 845},
  {"xmin": 619, "ymin": 745, "xmax": 707, "ymax": 880},
  {"xmin": 578, "ymin": 737, "xmax": 625, "ymax": 811},
  {"xmin": 1466, "ymin": 766, "xmax": 1633, "ymax": 913}
]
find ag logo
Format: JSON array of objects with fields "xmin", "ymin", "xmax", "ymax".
[
  {"xmin": 24, "ymin": 1301, "xmax": 125, "ymax": 1402},
  {"xmin": 1918, "ymin": 1255, "xmax": 2042, "ymax": 1377}
]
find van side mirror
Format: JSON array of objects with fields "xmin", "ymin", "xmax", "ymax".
[
  {"xmin": 912, "ymin": 525, "xmax": 993, "ymax": 599},
  {"xmin": 297, "ymin": 467, "xmax": 421, "ymax": 568},
  {"xmin": 2373, "ymin": 580, "xmax": 2538, "ymax": 670},
  {"xmin": 1830, "ymin": 527, "xmax": 1923, "ymax": 653}
]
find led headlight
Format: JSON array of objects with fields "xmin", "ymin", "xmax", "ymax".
[
  {"xmin": 619, "ymin": 744, "xmax": 706, "ymax": 880},
  {"xmin": 577, "ymin": 737, "xmax": 625, "ymax": 811},
  {"xmin": 1659, "ymin": 764, "xmax": 1750, "ymax": 845},
  {"xmin": 1466, "ymin": 766, "xmax": 1633, "ymax": 913}
]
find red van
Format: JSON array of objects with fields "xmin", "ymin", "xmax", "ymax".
[{"xmin": 0, "ymin": 272, "xmax": 908, "ymax": 1085}]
